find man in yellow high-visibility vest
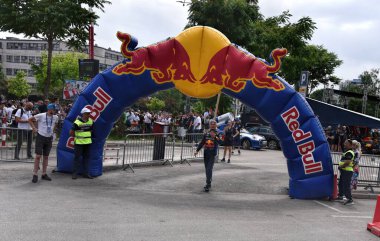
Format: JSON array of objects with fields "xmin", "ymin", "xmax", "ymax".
[
  {"xmin": 337, "ymin": 139, "xmax": 355, "ymax": 205},
  {"xmin": 70, "ymin": 107, "xmax": 94, "ymax": 180}
]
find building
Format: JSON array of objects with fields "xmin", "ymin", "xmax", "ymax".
[{"xmin": 0, "ymin": 37, "xmax": 124, "ymax": 90}]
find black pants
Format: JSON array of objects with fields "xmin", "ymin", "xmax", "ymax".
[
  {"xmin": 73, "ymin": 144, "xmax": 91, "ymax": 175},
  {"xmin": 14, "ymin": 129, "xmax": 32, "ymax": 158},
  {"xmin": 338, "ymin": 169, "xmax": 353, "ymax": 200},
  {"xmin": 204, "ymin": 150, "xmax": 216, "ymax": 186}
]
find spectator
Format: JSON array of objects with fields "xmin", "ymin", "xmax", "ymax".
[
  {"xmin": 351, "ymin": 140, "xmax": 361, "ymax": 191},
  {"xmin": 28, "ymin": 104, "xmax": 59, "ymax": 183},
  {"xmin": 14, "ymin": 102, "xmax": 34, "ymax": 160},
  {"xmin": 38, "ymin": 99, "xmax": 49, "ymax": 113}
]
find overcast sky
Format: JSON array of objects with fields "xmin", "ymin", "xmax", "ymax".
[{"xmin": 1, "ymin": 0, "xmax": 379, "ymax": 81}]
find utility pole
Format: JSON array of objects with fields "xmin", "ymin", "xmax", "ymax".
[{"xmin": 362, "ymin": 87, "xmax": 368, "ymax": 114}]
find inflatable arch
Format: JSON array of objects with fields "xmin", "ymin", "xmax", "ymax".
[{"xmin": 57, "ymin": 26, "xmax": 333, "ymax": 199}]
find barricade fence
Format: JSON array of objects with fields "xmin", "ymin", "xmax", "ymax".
[
  {"xmin": 0, "ymin": 127, "xmax": 36, "ymax": 162},
  {"xmin": 122, "ymin": 132, "xmax": 208, "ymax": 172},
  {"xmin": 331, "ymin": 152, "xmax": 380, "ymax": 192}
]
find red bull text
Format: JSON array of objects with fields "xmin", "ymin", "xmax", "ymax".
[{"xmin": 281, "ymin": 106, "xmax": 323, "ymax": 175}]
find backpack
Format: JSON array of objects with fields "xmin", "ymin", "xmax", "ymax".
[{"xmin": 10, "ymin": 109, "xmax": 24, "ymax": 128}]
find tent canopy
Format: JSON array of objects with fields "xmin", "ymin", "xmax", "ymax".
[{"xmin": 307, "ymin": 98, "xmax": 380, "ymax": 128}]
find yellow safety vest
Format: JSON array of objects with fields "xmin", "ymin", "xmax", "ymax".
[
  {"xmin": 339, "ymin": 150, "xmax": 354, "ymax": 172},
  {"xmin": 74, "ymin": 118, "xmax": 93, "ymax": 145}
]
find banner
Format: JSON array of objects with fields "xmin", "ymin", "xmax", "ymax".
[{"xmin": 63, "ymin": 80, "xmax": 89, "ymax": 100}]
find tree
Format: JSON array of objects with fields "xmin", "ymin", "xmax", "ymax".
[
  {"xmin": 154, "ymin": 89, "xmax": 186, "ymax": 114},
  {"xmin": 146, "ymin": 97, "xmax": 165, "ymax": 112},
  {"xmin": 7, "ymin": 71, "xmax": 30, "ymax": 98},
  {"xmin": 0, "ymin": 64, "xmax": 7, "ymax": 95},
  {"xmin": 32, "ymin": 52, "xmax": 87, "ymax": 97},
  {"xmin": 282, "ymin": 45, "xmax": 342, "ymax": 91},
  {"xmin": 309, "ymin": 89, "xmax": 324, "ymax": 101},
  {"xmin": 0, "ymin": 0, "xmax": 110, "ymax": 97}
]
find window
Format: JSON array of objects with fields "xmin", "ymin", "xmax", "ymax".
[
  {"xmin": 0, "ymin": 42, "xmax": 2, "ymax": 49},
  {"xmin": 6, "ymin": 68, "xmax": 12, "ymax": 75},
  {"xmin": 28, "ymin": 56, "xmax": 35, "ymax": 64},
  {"xmin": 36, "ymin": 56, "xmax": 42, "ymax": 64},
  {"xmin": 0, "ymin": 55, "xmax": 2, "ymax": 62},
  {"xmin": 28, "ymin": 69, "xmax": 34, "ymax": 77},
  {"xmin": 6, "ymin": 55, "xmax": 13, "ymax": 62},
  {"xmin": 21, "ymin": 56, "xmax": 28, "ymax": 63},
  {"xmin": 14, "ymin": 56, "xmax": 20, "ymax": 63}
]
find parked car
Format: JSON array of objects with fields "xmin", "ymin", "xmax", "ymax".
[
  {"xmin": 239, "ymin": 128, "xmax": 267, "ymax": 150},
  {"xmin": 246, "ymin": 126, "xmax": 280, "ymax": 150}
]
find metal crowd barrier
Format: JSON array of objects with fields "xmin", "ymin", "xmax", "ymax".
[
  {"xmin": 331, "ymin": 152, "xmax": 380, "ymax": 192},
  {"xmin": 0, "ymin": 127, "xmax": 36, "ymax": 162},
  {"xmin": 121, "ymin": 132, "xmax": 207, "ymax": 172}
]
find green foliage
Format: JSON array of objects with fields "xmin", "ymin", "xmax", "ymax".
[
  {"xmin": 282, "ymin": 45, "xmax": 342, "ymax": 91},
  {"xmin": 0, "ymin": 64, "xmax": 7, "ymax": 95},
  {"xmin": 199, "ymin": 93, "xmax": 233, "ymax": 115},
  {"xmin": 309, "ymin": 89, "xmax": 324, "ymax": 101},
  {"xmin": 7, "ymin": 71, "xmax": 30, "ymax": 98},
  {"xmin": 192, "ymin": 100, "xmax": 205, "ymax": 114},
  {"xmin": 153, "ymin": 89, "xmax": 186, "ymax": 114},
  {"xmin": 0, "ymin": 0, "xmax": 110, "ymax": 97},
  {"xmin": 32, "ymin": 52, "xmax": 87, "ymax": 97},
  {"xmin": 146, "ymin": 97, "xmax": 165, "ymax": 112},
  {"xmin": 339, "ymin": 68, "xmax": 380, "ymax": 116}
]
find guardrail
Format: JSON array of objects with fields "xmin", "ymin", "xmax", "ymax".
[
  {"xmin": 121, "ymin": 132, "xmax": 207, "ymax": 172},
  {"xmin": 0, "ymin": 126, "xmax": 36, "ymax": 162},
  {"xmin": 331, "ymin": 152, "xmax": 380, "ymax": 192}
]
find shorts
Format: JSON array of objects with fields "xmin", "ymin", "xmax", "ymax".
[{"xmin": 35, "ymin": 133, "xmax": 53, "ymax": 156}]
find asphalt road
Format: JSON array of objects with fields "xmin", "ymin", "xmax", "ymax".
[{"xmin": 0, "ymin": 149, "xmax": 378, "ymax": 241}]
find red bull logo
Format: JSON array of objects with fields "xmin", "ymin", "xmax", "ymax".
[{"xmin": 112, "ymin": 27, "xmax": 287, "ymax": 98}]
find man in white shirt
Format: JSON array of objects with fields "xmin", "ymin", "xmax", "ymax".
[
  {"xmin": 14, "ymin": 102, "xmax": 33, "ymax": 160},
  {"xmin": 5, "ymin": 103, "xmax": 14, "ymax": 124},
  {"xmin": 144, "ymin": 111, "xmax": 152, "ymax": 133},
  {"xmin": 28, "ymin": 104, "xmax": 58, "ymax": 183}
]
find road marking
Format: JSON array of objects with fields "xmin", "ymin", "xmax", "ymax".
[
  {"xmin": 313, "ymin": 200, "xmax": 360, "ymax": 214},
  {"xmin": 331, "ymin": 215, "xmax": 372, "ymax": 219}
]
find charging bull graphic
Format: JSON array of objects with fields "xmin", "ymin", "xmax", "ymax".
[{"xmin": 57, "ymin": 26, "xmax": 333, "ymax": 199}]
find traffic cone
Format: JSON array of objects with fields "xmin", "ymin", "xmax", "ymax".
[
  {"xmin": 367, "ymin": 195, "xmax": 380, "ymax": 236},
  {"xmin": 332, "ymin": 174, "xmax": 338, "ymax": 200}
]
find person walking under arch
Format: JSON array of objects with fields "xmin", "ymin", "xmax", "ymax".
[
  {"xmin": 70, "ymin": 107, "xmax": 94, "ymax": 180},
  {"xmin": 337, "ymin": 139, "xmax": 355, "ymax": 205},
  {"xmin": 221, "ymin": 121, "xmax": 238, "ymax": 163},
  {"xmin": 194, "ymin": 120, "xmax": 221, "ymax": 192}
]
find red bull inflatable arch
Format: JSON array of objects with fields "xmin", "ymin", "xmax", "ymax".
[{"xmin": 57, "ymin": 26, "xmax": 333, "ymax": 199}]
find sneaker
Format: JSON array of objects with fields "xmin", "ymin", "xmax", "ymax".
[
  {"xmin": 27, "ymin": 155, "xmax": 34, "ymax": 159},
  {"xmin": 344, "ymin": 199, "xmax": 354, "ymax": 205},
  {"xmin": 82, "ymin": 174, "xmax": 94, "ymax": 179},
  {"xmin": 32, "ymin": 175, "xmax": 38, "ymax": 183},
  {"xmin": 72, "ymin": 173, "xmax": 78, "ymax": 180},
  {"xmin": 336, "ymin": 196, "xmax": 345, "ymax": 202},
  {"xmin": 41, "ymin": 174, "xmax": 52, "ymax": 181},
  {"xmin": 14, "ymin": 157, "xmax": 20, "ymax": 160},
  {"xmin": 238, "ymin": 150, "xmax": 241, "ymax": 154},
  {"xmin": 221, "ymin": 158, "xmax": 225, "ymax": 162},
  {"xmin": 227, "ymin": 159, "xmax": 230, "ymax": 163},
  {"xmin": 203, "ymin": 185, "xmax": 210, "ymax": 192}
]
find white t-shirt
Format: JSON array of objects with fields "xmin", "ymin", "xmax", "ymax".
[
  {"xmin": 6, "ymin": 107, "xmax": 14, "ymax": 122},
  {"xmin": 34, "ymin": 113, "xmax": 59, "ymax": 137},
  {"xmin": 193, "ymin": 116, "xmax": 202, "ymax": 130},
  {"xmin": 144, "ymin": 113, "xmax": 152, "ymax": 124},
  {"xmin": 15, "ymin": 109, "xmax": 32, "ymax": 130}
]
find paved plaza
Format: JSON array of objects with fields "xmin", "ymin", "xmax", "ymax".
[{"xmin": 0, "ymin": 149, "xmax": 378, "ymax": 241}]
